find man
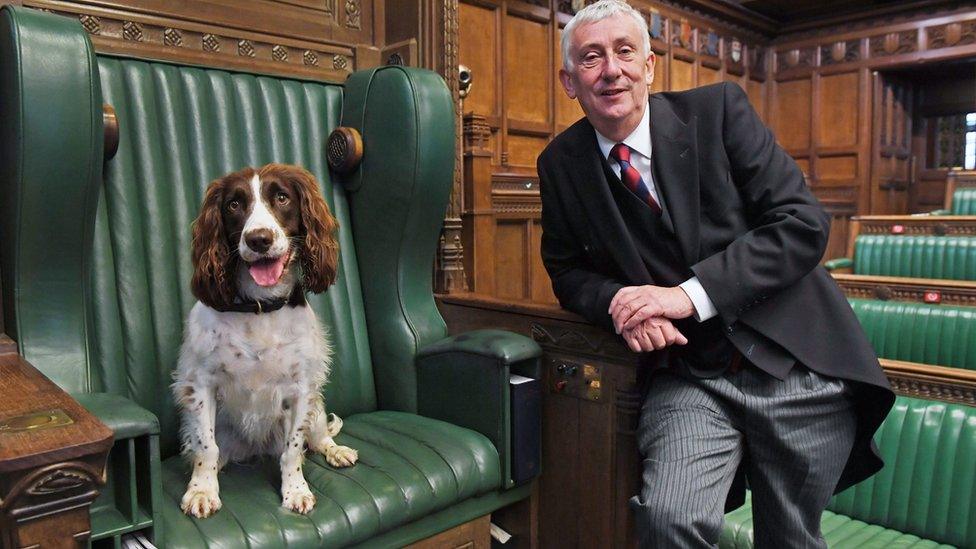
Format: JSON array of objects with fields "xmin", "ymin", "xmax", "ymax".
[{"xmin": 537, "ymin": 0, "xmax": 895, "ymax": 546}]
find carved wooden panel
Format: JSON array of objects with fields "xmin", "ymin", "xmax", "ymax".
[
  {"xmin": 504, "ymin": 14, "xmax": 550, "ymax": 125},
  {"xmin": 818, "ymin": 72, "xmax": 859, "ymax": 148},
  {"xmin": 494, "ymin": 220, "xmax": 527, "ymax": 300},
  {"xmin": 506, "ymin": 134, "xmax": 548, "ymax": 169},
  {"xmin": 746, "ymin": 78, "xmax": 764, "ymax": 119},
  {"xmin": 670, "ymin": 57, "xmax": 695, "ymax": 91},
  {"xmin": 18, "ymin": 0, "xmax": 377, "ymax": 81},
  {"xmin": 698, "ymin": 64, "xmax": 720, "ymax": 85},
  {"xmin": 818, "ymin": 155, "xmax": 858, "ymax": 181},
  {"xmin": 459, "ymin": 2, "xmax": 499, "ymax": 118},
  {"xmin": 530, "ymin": 220, "xmax": 557, "ymax": 304},
  {"xmin": 773, "ymin": 78, "xmax": 811, "ymax": 151}
]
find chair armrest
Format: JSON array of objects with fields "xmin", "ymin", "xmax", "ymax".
[
  {"xmin": 417, "ymin": 329, "xmax": 541, "ymax": 488},
  {"xmin": 73, "ymin": 393, "xmax": 159, "ymax": 440},
  {"xmin": 824, "ymin": 257, "xmax": 853, "ymax": 272}
]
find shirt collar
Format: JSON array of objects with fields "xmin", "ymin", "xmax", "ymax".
[{"xmin": 595, "ymin": 101, "xmax": 652, "ymax": 161}]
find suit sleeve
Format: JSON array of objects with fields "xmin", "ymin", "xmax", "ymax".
[
  {"xmin": 538, "ymin": 156, "xmax": 623, "ymax": 331},
  {"xmin": 690, "ymin": 82, "xmax": 830, "ymax": 327}
]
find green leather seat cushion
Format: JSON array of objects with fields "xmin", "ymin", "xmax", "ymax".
[
  {"xmin": 722, "ymin": 494, "xmax": 956, "ymax": 549},
  {"xmin": 848, "ymin": 298, "xmax": 976, "ymax": 370},
  {"xmin": 852, "ymin": 235, "xmax": 976, "ymax": 280},
  {"xmin": 157, "ymin": 411, "xmax": 500, "ymax": 548}
]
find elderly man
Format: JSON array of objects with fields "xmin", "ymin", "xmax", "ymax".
[{"xmin": 537, "ymin": 0, "xmax": 894, "ymax": 546}]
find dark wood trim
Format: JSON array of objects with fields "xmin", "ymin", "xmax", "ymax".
[
  {"xmin": 834, "ymin": 273, "xmax": 976, "ymax": 306},
  {"xmin": 882, "ymin": 358, "xmax": 976, "ymax": 406}
]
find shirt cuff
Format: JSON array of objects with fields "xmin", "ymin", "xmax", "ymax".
[{"xmin": 679, "ymin": 277, "xmax": 718, "ymax": 322}]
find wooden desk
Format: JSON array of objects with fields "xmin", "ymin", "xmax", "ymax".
[{"xmin": 0, "ymin": 335, "xmax": 113, "ymax": 548}]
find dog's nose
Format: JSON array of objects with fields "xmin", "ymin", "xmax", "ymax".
[{"xmin": 245, "ymin": 228, "xmax": 274, "ymax": 253}]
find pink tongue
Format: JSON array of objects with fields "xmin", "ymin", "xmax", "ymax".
[{"xmin": 249, "ymin": 255, "xmax": 287, "ymax": 286}]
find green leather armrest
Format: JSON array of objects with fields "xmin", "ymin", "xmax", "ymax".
[
  {"xmin": 73, "ymin": 393, "xmax": 160, "ymax": 440},
  {"xmin": 824, "ymin": 257, "xmax": 853, "ymax": 271},
  {"xmin": 417, "ymin": 329, "xmax": 542, "ymax": 488}
]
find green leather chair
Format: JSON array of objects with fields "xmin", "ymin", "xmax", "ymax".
[
  {"xmin": 848, "ymin": 298, "xmax": 976, "ymax": 371},
  {"xmin": 951, "ymin": 188, "xmax": 976, "ymax": 215},
  {"xmin": 0, "ymin": 6, "xmax": 540, "ymax": 547},
  {"xmin": 722, "ymin": 396, "xmax": 976, "ymax": 548},
  {"xmin": 825, "ymin": 235, "xmax": 976, "ymax": 281}
]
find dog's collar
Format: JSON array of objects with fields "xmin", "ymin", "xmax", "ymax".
[{"xmin": 216, "ymin": 288, "xmax": 306, "ymax": 314}]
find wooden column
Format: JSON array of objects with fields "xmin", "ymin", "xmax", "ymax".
[{"xmin": 462, "ymin": 114, "xmax": 496, "ymax": 296}]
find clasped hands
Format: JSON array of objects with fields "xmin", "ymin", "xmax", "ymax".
[{"xmin": 609, "ymin": 285, "xmax": 695, "ymax": 353}]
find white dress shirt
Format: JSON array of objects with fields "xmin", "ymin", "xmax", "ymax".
[{"xmin": 594, "ymin": 105, "xmax": 718, "ymax": 323}]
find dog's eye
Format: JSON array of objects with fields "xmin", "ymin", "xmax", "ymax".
[
  {"xmin": 275, "ymin": 192, "xmax": 290, "ymax": 205},
  {"xmin": 226, "ymin": 200, "xmax": 241, "ymax": 212}
]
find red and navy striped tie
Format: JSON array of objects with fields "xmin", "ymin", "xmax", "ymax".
[{"xmin": 610, "ymin": 143, "xmax": 662, "ymax": 215}]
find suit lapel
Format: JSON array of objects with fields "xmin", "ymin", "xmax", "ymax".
[
  {"xmin": 649, "ymin": 95, "xmax": 700, "ymax": 264},
  {"xmin": 565, "ymin": 123, "xmax": 654, "ymax": 285}
]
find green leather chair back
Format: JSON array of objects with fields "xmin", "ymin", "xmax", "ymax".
[
  {"xmin": 849, "ymin": 298, "xmax": 976, "ymax": 370},
  {"xmin": 853, "ymin": 235, "xmax": 976, "ymax": 280},
  {"xmin": 828, "ymin": 396, "xmax": 976, "ymax": 548},
  {"xmin": 952, "ymin": 188, "xmax": 976, "ymax": 215},
  {"xmin": 89, "ymin": 58, "xmax": 383, "ymax": 456}
]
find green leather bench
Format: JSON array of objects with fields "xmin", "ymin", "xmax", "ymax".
[
  {"xmin": 848, "ymin": 298, "xmax": 976, "ymax": 371},
  {"xmin": 0, "ymin": 6, "xmax": 540, "ymax": 548},
  {"xmin": 951, "ymin": 188, "xmax": 976, "ymax": 215},
  {"xmin": 721, "ymin": 395, "xmax": 976, "ymax": 548},
  {"xmin": 826, "ymin": 235, "xmax": 976, "ymax": 281}
]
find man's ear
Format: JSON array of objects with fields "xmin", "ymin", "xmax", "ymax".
[
  {"xmin": 559, "ymin": 68, "xmax": 577, "ymax": 100},
  {"xmin": 645, "ymin": 51, "xmax": 656, "ymax": 87}
]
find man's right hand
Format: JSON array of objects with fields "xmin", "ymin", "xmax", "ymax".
[{"xmin": 620, "ymin": 316, "xmax": 688, "ymax": 353}]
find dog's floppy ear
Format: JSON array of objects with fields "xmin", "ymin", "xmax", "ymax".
[
  {"xmin": 285, "ymin": 165, "xmax": 339, "ymax": 293},
  {"xmin": 191, "ymin": 177, "xmax": 236, "ymax": 309}
]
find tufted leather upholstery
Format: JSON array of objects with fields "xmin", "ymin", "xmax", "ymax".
[
  {"xmin": 722, "ymin": 396, "xmax": 976, "ymax": 548},
  {"xmin": 952, "ymin": 189, "xmax": 976, "ymax": 215},
  {"xmin": 852, "ymin": 235, "xmax": 976, "ymax": 280},
  {"xmin": 0, "ymin": 6, "xmax": 539, "ymax": 547},
  {"xmin": 157, "ymin": 412, "xmax": 502, "ymax": 548},
  {"xmin": 848, "ymin": 298, "xmax": 976, "ymax": 370}
]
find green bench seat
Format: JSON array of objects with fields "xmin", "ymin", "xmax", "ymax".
[
  {"xmin": 951, "ymin": 188, "xmax": 976, "ymax": 216},
  {"xmin": 848, "ymin": 298, "xmax": 976, "ymax": 370},
  {"xmin": 849, "ymin": 235, "xmax": 976, "ymax": 281},
  {"xmin": 721, "ymin": 396, "xmax": 976, "ymax": 548}
]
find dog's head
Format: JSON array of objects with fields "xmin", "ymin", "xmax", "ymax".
[{"xmin": 190, "ymin": 163, "xmax": 339, "ymax": 309}]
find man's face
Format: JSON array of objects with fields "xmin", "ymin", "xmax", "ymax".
[{"xmin": 560, "ymin": 13, "xmax": 655, "ymax": 138}]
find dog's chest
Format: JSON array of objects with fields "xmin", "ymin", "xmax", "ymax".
[{"xmin": 202, "ymin": 307, "xmax": 328, "ymax": 394}]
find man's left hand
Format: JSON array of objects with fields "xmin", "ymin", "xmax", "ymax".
[{"xmin": 609, "ymin": 285, "xmax": 695, "ymax": 334}]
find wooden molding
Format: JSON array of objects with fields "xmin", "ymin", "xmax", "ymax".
[
  {"xmin": 882, "ymin": 358, "xmax": 976, "ymax": 406},
  {"xmin": 21, "ymin": 0, "xmax": 360, "ymax": 82},
  {"xmin": 834, "ymin": 273, "xmax": 976, "ymax": 306}
]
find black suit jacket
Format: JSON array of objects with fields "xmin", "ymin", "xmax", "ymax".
[{"xmin": 538, "ymin": 82, "xmax": 894, "ymax": 502}]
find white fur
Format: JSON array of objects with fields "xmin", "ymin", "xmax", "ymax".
[{"xmin": 173, "ymin": 180, "xmax": 357, "ymax": 518}]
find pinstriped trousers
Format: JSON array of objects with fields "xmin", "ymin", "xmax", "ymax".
[{"xmin": 629, "ymin": 363, "xmax": 857, "ymax": 548}]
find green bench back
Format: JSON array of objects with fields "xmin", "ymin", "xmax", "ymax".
[
  {"xmin": 853, "ymin": 235, "xmax": 976, "ymax": 280},
  {"xmin": 952, "ymin": 188, "xmax": 976, "ymax": 215},
  {"xmin": 828, "ymin": 396, "xmax": 976, "ymax": 548},
  {"xmin": 849, "ymin": 298, "xmax": 976, "ymax": 370}
]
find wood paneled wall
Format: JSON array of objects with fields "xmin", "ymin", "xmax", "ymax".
[
  {"xmin": 459, "ymin": 0, "xmax": 770, "ymax": 303},
  {"xmin": 769, "ymin": 5, "xmax": 976, "ymax": 260},
  {"xmin": 459, "ymin": 2, "xmax": 976, "ymax": 303}
]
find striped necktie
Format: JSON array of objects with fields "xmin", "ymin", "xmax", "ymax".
[{"xmin": 610, "ymin": 143, "xmax": 662, "ymax": 215}]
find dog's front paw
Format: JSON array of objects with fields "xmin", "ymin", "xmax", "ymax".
[
  {"xmin": 325, "ymin": 444, "xmax": 358, "ymax": 468},
  {"xmin": 181, "ymin": 488, "xmax": 222, "ymax": 518},
  {"xmin": 282, "ymin": 486, "xmax": 316, "ymax": 514}
]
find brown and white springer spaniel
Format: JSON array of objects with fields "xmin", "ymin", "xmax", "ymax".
[{"xmin": 172, "ymin": 163, "xmax": 357, "ymax": 518}]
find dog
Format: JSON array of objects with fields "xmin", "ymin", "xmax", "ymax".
[{"xmin": 172, "ymin": 163, "xmax": 357, "ymax": 518}]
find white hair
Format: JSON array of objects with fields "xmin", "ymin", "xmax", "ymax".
[{"xmin": 561, "ymin": 0, "xmax": 650, "ymax": 73}]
